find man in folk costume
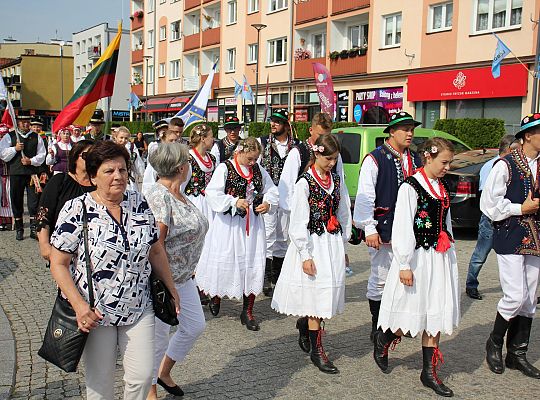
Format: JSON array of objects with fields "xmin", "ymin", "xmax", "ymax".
[
  {"xmin": 353, "ymin": 111, "xmax": 422, "ymax": 342},
  {"xmin": 30, "ymin": 116, "xmax": 50, "ymax": 194},
  {"xmin": 481, "ymin": 113, "xmax": 540, "ymax": 379},
  {"xmin": 0, "ymin": 111, "xmax": 46, "ymax": 240},
  {"xmin": 0, "ymin": 124, "xmax": 13, "ymax": 231},
  {"xmin": 84, "ymin": 109, "xmax": 105, "ymax": 140},
  {"xmin": 258, "ymin": 109, "xmax": 299, "ymax": 296},
  {"xmin": 211, "ymin": 115, "xmax": 242, "ymax": 164}
]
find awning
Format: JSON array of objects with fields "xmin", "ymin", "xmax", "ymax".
[{"xmin": 144, "ymin": 96, "xmax": 190, "ymax": 112}]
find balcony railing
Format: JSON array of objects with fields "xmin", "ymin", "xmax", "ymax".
[
  {"xmin": 294, "ymin": 57, "xmax": 326, "ymax": 79},
  {"xmin": 131, "ymin": 15, "xmax": 144, "ymax": 31},
  {"xmin": 202, "ymin": 27, "xmax": 220, "ymax": 47},
  {"xmin": 332, "ymin": 0, "xmax": 370, "ymax": 15},
  {"xmin": 131, "ymin": 84, "xmax": 143, "ymax": 97},
  {"xmin": 296, "ymin": 0, "xmax": 327, "ymax": 24},
  {"xmin": 88, "ymin": 45, "xmax": 101, "ymax": 60},
  {"xmin": 185, "ymin": 0, "xmax": 201, "ymax": 10},
  {"xmin": 132, "ymin": 49, "xmax": 143, "ymax": 64},
  {"xmin": 329, "ymin": 52, "xmax": 367, "ymax": 77},
  {"xmin": 184, "ymin": 33, "xmax": 201, "ymax": 51}
]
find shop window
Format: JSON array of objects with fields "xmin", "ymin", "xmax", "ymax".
[
  {"xmin": 474, "ymin": 0, "xmax": 522, "ymax": 33},
  {"xmin": 429, "ymin": 2, "xmax": 453, "ymax": 32},
  {"xmin": 447, "ymin": 97, "xmax": 521, "ymax": 133},
  {"xmin": 383, "ymin": 13, "xmax": 402, "ymax": 47}
]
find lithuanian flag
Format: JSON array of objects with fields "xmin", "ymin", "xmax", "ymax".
[{"xmin": 52, "ymin": 22, "xmax": 122, "ymax": 132}]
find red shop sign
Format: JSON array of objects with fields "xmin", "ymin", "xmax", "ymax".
[{"xmin": 407, "ymin": 64, "xmax": 528, "ymax": 102}]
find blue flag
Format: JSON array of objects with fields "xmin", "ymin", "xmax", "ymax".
[
  {"xmin": 491, "ymin": 33, "xmax": 511, "ymax": 79},
  {"xmin": 242, "ymin": 75, "xmax": 255, "ymax": 103},
  {"xmin": 129, "ymin": 91, "xmax": 141, "ymax": 109},
  {"xmin": 232, "ymin": 79, "xmax": 243, "ymax": 98}
]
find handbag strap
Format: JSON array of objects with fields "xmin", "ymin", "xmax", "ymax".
[{"xmin": 81, "ymin": 199, "xmax": 95, "ymax": 308}]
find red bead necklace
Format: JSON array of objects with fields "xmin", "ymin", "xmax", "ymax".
[
  {"xmin": 234, "ymin": 154, "xmax": 253, "ymax": 182},
  {"xmin": 193, "ymin": 147, "xmax": 214, "ymax": 169},
  {"xmin": 311, "ymin": 165, "xmax": 332, "ymax": 190},
  {"xmin": 419, "ymin": 167, "xmax": 449, "ymax": 208}
]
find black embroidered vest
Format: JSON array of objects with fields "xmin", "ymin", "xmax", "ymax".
[
  {"xmin": 303, "ymin": 172, "xmax": 342, "ymax": 236},
  {"xmin": 492, "ymin": 150, "xmax": 540, "ymax": 256},
  {"xmin": 8, "ymin": 131, "xmax": 40, "ymax": 175},
  {"xmin": 405, "ymin": 176, "xmax": 452, "ymax": 250},
  {"xmin": 260, "ymin": 135, "xmax": 298, "ymax": 186},
  {"xmin": 184, "ymin": 153, "xmax": 216, "ymax": 197},
  {"xmin": 217, "ymin": 139, "xmax": 237, "ymax": 163},
  {"xmin": 223, "ymin": 160, "xmax": 263, "ymax": 218}
]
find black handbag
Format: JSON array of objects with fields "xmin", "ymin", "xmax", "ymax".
[
  {"xmin": 150, "ymin": 275, "xmax": 179, "ymax": 326},
  {"xmin": 38, "ymin": 200, "xmax": 95, "ymax": 372}
]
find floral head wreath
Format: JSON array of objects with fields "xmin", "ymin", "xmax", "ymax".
[
  {"xmin": 193, "ymin": 124, "xmax": 210, "ymax": 136},
  {"xmin": 423, "ymin": 145, "xmax": 438, "ymax": 158},
  {"xmin": 312, "ymin": 144, "xmax": 325, "ymax": 153}
]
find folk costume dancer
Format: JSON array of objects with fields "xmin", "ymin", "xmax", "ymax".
[
  {"xmin": 272, "ymin": 134, "xmax": 352, "ymax": 374},
  {"xmin": 0, "ymin": 111, "xmax": 46, "ymax": 240},
  {"xmin": 30, "ymin": 116, "xmax": 50, "ymax": 193},
  {"xmin": 0, "ymin": 124, "xmax": 12, "ymax": 231},
  {"xmin": 196, "ymin": 137, "xmax": 278, "ymax": 331},
  {"xmin": 258, "ymin": 109, "xmax": 299, "ymax": 296},
  {"xmin": 142, "ymin": 120, "xmax": 170, "ymax": 196},
  {"xmin": 70, "ymin": 125, "xmax": 85, "ymax": 143},
  {"xmin": 113, "ymin": 126, "xmax": 144, "ymax": 192},
  {"xmin": 211, "ymin": 115, "xmax": 242, "ymax": 165},
  {"xmin": 46, "ymin": 126, "xmax": 73, "ymax": 175},
  {"xmin": 481, "ymin": 113, "xmax": 540, "ymax": 380},
  {"xmin": 84, "ymin": 109, "xmax": 106, "ymax": 141},
  {"xmin": 354, "ymin": 111, "xmax": 422, "ymax": 342},
  {"xmin": 374, "ymin": 138, "xmax": 459, "ymax": 397}
]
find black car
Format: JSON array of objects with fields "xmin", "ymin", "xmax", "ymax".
[{"xmin": 446, "ymin": 149, "xmax": 498, "ymax": 229}]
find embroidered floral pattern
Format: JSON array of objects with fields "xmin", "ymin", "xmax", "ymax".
[
  {"xmin": 185, "ymin": 153, "xmax": 216, "ymax": 197},
  {"xmin": 261, "ymin": 135, "xmax": 294, "ymax": 186},
  {"xmin": 223, "ymin": 160, "xmax": 263, "ymax": 218},
  {"xmin": 303, "ymin": 172, "xmax": 342, "ymax": 236}
]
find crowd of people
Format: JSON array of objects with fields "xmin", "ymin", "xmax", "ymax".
[{"xmin": 0, "ymin": 107, "xmax": 539, "ymax": 399}]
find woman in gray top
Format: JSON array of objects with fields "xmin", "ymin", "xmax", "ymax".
[{"xmin": 145, "ymin": 142, "xmax": 209, "ymax": 399}]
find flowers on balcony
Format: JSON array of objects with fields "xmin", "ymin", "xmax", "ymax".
[
  {"xmin": 133, "ymin": 10, "xmax": 143, "ymax": 18},
  {"xmin": 329, "ymin": 45, "xmax": 368, "ymax": 61},
  {"xmin": 294, "ymin": 48, "xmax": 312, "ymax": 61},
  {"xmin": 132, "ymin": 72, "xmax": 142, "ymax": 85}
]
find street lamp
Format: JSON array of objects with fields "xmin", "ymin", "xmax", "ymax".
[
  {"xmin": 251, "ymin": 23, "xmax": 267, "ymax": 123},
  {"xmin": 143, "ymin": 55, "xmax": 152, "ymax": 121},
  {"xmin": 59, "ymin": 41, "xmax": 65, "ymax": 109}
]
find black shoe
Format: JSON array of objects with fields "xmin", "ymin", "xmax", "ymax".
[
  {"xmin": 263, "ymin": 258, "xmax": 274, "ymax": 297},
  {"xmin": 486, "ymin": 334, "xmax": 505, "ymax": 374},
  {"xmin": 420, "ymin": 347, "xmax": 453, "ymax": 397},
  {"xmin": 373, "ymin": 329, "xmax": 400, "ymax": 373},
  {"xmin": 240, "ymin": 294, "xmax": 260, "ymax": 331},
  {"xmin": 505, "ymin": 316, "xmax": 540, "ymax": 379},
  {"xmin": 208, "ymin": 296, "xmax": 220, "ymax": 317},
  {"xmin": 368, "ymin": 300, "xmax": 381, "ymax": 343},
  {"xmin": 157, "ymin": 377, "xmax": 184, "ymax": 396},
  {"xmin": 309, "ymin": 328, "xmax": 339, "ymax": 374},
  {"xmin": 271, "ymin": 257, "xmax": 284, "ymax": 285},
  {"xmin": 466, "ymin": 287, "xmax": 483, "ymax": 300},
  {"xmin": 0, "ymin": 224, "xmax": 6, "ymax": 231},
  {"xmin": 198, "ymin": 288, "xmax": 210, "ymax": 306},
  {"xmin": 15, "ymin": 229, "xmax": 23, "ymax": 241},
  {"xmin": 296, "ymin": 317, "xmax": 310, "ymax": 353}
]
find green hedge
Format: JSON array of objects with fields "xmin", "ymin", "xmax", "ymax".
[
  {"xmin": 247, "ymin": 121, "xmax": 358, "ymax": 141},
  {"xmin": 433, "ymin": 118, "xmax": 506, "ymax": 149}
]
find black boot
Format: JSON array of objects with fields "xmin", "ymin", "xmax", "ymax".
[
  {"xmin": 420, "ymin": 346, "xmax": 454, "ymax": 397},
  {"xmin": 296, "ymin": 317, "xmax": 310, "ymax": 353},
  {"xmin": 14, "ymin": 219, "xmax": 23, "ymax": 241},
  {"xmin": 263, "ymin": 258, "xmax": 274, "ymax": 297},
  {"xmin": 271, "ymin": 257, "xmax": 284, "ymax": 285},
  {"xmin": 198, "ymin": 287, "xmax": 210, "ymax": 305},
  {"xmin": 309, "ymin": 326, "xmax": 339, "ymax": 374},
  {"xmin": 486, "ymin": 312, "xmax": 510, "ymax": 374},
  {"xmin": 29, "ymin": 218, "xmax": 37, "ymax": 240},
  {"xmin": 505, "ymin": 316, "xmax": 540, "ymax": 378},
  {"xmin": 240, "ymin": 294, "xmax": 260, "ymax": 331},
  {"xmin": 373, "ymin": 329, "xmax": 400, "ymax": 372},
  {"xmin": 208, "ymin": 296, "xmax": 221, "ymax": 317},
  {"xmin": 368, "ymin": 299, "xmax": 381, "ymax": 343}
]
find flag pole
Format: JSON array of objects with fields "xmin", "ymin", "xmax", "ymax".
[{"xmin": 532, "ymin": 12, "xmax": 540, "ymax": 113}]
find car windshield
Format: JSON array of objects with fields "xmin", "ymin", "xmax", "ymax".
[{"xmin": 332, "ymin": 133, "xmax": 361, "ymax": 164}]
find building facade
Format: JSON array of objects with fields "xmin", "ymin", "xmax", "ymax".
[
  {"xmin": 130, "ymin": 0, "xmax": 539, "ymax": 132},
  {"xmin": 73, "ymin": 23, "xmax": 132, "ymax": 122}
]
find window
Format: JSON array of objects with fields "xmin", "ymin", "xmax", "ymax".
[
  {"xmin": 475, "ymin": 0, "xmax": 522, "ymax": 32},
  {"xmin": 268, "ymin": 37, "xmax": 287, "ymax": 65},
  {"xmin": 429, "ymin": 2, "xmax": 453, "ymax": 32},
  {"xmin": 248, "ymin": 0, "xmax": 259, "ymax": 13},
  {"xmin": 169, "ymin": 60, "xmax": 180, "ymax": 79},
  {"xmin": 147, "ymin": 0, "xmax": 154, "ymax": 12},
  {"xmin": 228, "ymin": 1, "xmax": 237, "ymax": 25},
  {"xmin": 76, "ymin": 42, "xmax": 80, "ymax": 54},
  {"xmin": 81, "ymin": 39, "xmax": 86, "ymax": 52},
  {"xmin": 269, "ymin": 0, "xmax": 288, "ymax": 12},
  {"xmin": 147, "ymin": 64, "xmax": 154, "ymax": 83},
  {"xmin": 348, "ymin": 24, "xmax": 369, "ymax": 47},
  {"xmin": 171, "ymin": 21, "xmax": 181, "ymax": 40},
  {"xmin": 160, "ymin": 0, "xmax": 166, "ymax": 3},
  {"xmin": 248, "ymin": 43, "xmax": 258, "ymax": 64},
  {"xmin": 159, "ymin": 26, "xmax": 166, "ymax": 41},
  {"xmin": 148, "ymin": 29, "xmax": 154, "ymax": 48},
  {"xmin": 76, "ymin": 66, "xmax": 80, "ymax": 79},
  {"xmin": 383, "ymin": 13, "xmax": 402, "ymax": 47},
  {"xmin": 95, "ymin": 35, "xmax": 101, "ymax": 46},
  {"xmin": 159, "ymin": 62, "xmax": 166, "ymax": 77},
  {"xmin": 311, "ymin": 33, "xmax": 326, "ymax": 58},
  {"xmin": 82, "ymin": 65, "xmax": 86, "ymax": 77},
  {"xmin": 227, "ymin": 48, "xmax": 236, "ymax": 71},
  {"xmin": 190, "ymin": 14, "xmax": 200, "ymax": 34}
]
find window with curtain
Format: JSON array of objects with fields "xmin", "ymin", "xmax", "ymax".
[
  {"xmin": 169, "ymin": 60, "xmax": 180, "ymax": 79},
  {"xmin": 228, "ymin": 1, "xmax": 237, "ymax": 24},
  {"xmin": 348, "ymin": 24, "xmax": 368, "ymax": 47},
  {"xmin": 430, "ymin": 2, "xmax": 453, "ymax": 31},
  {"xmin": 227, "ymin": 48, "xmax": 236, "ymax": 71},
  {"xmin": 475, "ymin": 0, "xmax": 522, "ymax": 32},
  {"xmin": 384, "ymin": 14, "xmax": 402, "ymax": 47},
  {"xmin": 268, "ymin": 37, "xmax": 287, "ymax": 64},
  {"xmin": 312, "ymin": 33, "xmax": 326, "ymax": 58},
  {"xmin": 248, "ymin": 43, "xmax": 258, "ymax": 64},
  {"xmin": 170, "ymin": 21, "xmax": 181, "ymax": 40}
]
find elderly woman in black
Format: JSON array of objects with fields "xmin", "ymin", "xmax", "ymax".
[{"xmin": 49, "ymin": 141, "xmax": 178, "ymax": 400}]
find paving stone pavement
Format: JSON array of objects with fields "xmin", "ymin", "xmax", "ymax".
[{"xmin": 0, "ymin": 228, "xmax": 539, "ymax": 399}]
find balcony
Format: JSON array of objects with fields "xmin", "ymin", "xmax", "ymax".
[
  {"xmin": 88, "ymin": 45, "xmax": 101, "ymax": 60},
  {"xmin": 131, "ymin": 84, "xmax": 143, "ymax": 97},
  {"xmin": 201, "ymin": 73, "xmax": 220, "ymax": 89},
  {"xmin": 132, "ymin": 49, "xmax": 143, "ymax": 64},
  {"xmin": 202, "ymin": 27, "xmax": 220, "ymax": 47},
  {"xmin": 332, "ymin": 0, "xmax": 370, "ymax": 15},
  {"xmin": 296, "ymin": 0, "xmax": 327, "ymax": 25},
  {"xmin": 131, "ymin": 15, "xmax": 144, "ymax": 31},
  {"xmin": 330, "ymin": 52, "xmax": 367, "ymax": 77},
  {"xmin": 185, "ymin": 0, "xmax": 201, "ymax": 10},
  {"xmin": 294, "ymin": 57, "xmax": 326, "ymax": 79},
  {"xmin": 184, "ymin": 33, "xmax": 201, "ymax": 51},
  {"xmin": 3, "ymin": 76, "xmax": 11, "ymax": 85},
  {"xmin": 10, "ymin": 75, "xmax": 20, "ymax": 85}
]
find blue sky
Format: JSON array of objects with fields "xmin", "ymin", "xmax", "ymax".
[{"xmin": 1, "ymin": 0, "xmax": 130, "ymax": 43}]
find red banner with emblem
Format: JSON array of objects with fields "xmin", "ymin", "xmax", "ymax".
[{"xmin": 407, "ymin": 64, "xmax": 528, "ymax": 102}]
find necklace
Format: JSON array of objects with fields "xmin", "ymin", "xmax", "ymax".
[
  {"xmin": 419, "ymin": 168, "xmax": 450, "ymax": 208},
  {"xmin": 311, "ymin": 165, "xmax": 332, "ymax": 190},
  {"xmin": 234, "ymin": 154, "xmax": 253, "ymax": 182},
  {"xmin": 94, "ymin": 191, "xmax": 122, "ymax": 209},
  {"xmin": 385, "ymin": 141, "xmax": 413, "ymax": 178},
  {"xmin": 193, "ymin": 147, "xmax": 213, "ymax": 169}
]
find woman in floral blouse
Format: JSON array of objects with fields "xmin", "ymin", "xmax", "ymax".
[{"xmin": 145, "ymin": 142, "xmax": 208, "ymax": 399}]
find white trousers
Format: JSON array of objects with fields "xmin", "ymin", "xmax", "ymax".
[
  {"xmin": 263, "ymin": 207, "xmax": 289, "ymax": 259},
  {"xmin": 367, "ymin": 244, "xmax": 394, "ymax": 301},
  {"xmin": 153, "ymin": 278, "xmax": 206, "ymax": 384},
  {"xmin": 496, "ymin": 254, "xmax": 540, "ymax": 320},
  {"xmin": 83, "ymin": 308, "xmax": 155, "ymax": 400}
]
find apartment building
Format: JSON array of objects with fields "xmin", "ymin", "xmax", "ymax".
[
  {"xmin": 73, "ymin": 23, "xmax": 131, "ymax": 122},
  {"xmin": 131, "ymin": 0, "xmax": 539, "ymax": 131}
]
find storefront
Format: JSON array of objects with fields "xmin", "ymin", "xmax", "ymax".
[
  {"xmin": 352, "ymin": 87, "xmax": 403, "ymax": 124},
  {"xmin": 138, "ymin": 96, "xmax": 190, "ymax": 121},
  {"xmin": 408, "ymin": 64, "xmax": 528, "ymax": 130},
  {"xmin": 336, "ymin": 91, "xmax": 349, "ymax": 122}
]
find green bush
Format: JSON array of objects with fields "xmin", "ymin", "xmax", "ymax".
[
  {"xmin": 433, "ymin": 118, "xmax": 506, "ymax": 149},
  {"xmin": 247, "ymin": 121, "xmax": 358, "ymax": 141}
]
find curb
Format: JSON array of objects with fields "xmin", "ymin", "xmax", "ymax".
[{"xmin": 0, "ymin": 304, "xmax": 15, "ymax": 400}]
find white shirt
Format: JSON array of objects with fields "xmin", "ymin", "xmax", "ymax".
[
  {"xmin": 478, "ymin": 155, "xmax": 499, "ymax": 191},
  {"xmin": 142, "ymin": 141, "xmax": 159, "ymax": 196},
  {"xmin": 353, "ymin": 150, "xmax": 412, "ymax": 237},
  {"xmin": 46, "ymin": 141, "xmax": 72, "ymax": 165},
  {"xmin": 0, "ymin": 130, "xmax": 46, "ymax": 166}
]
